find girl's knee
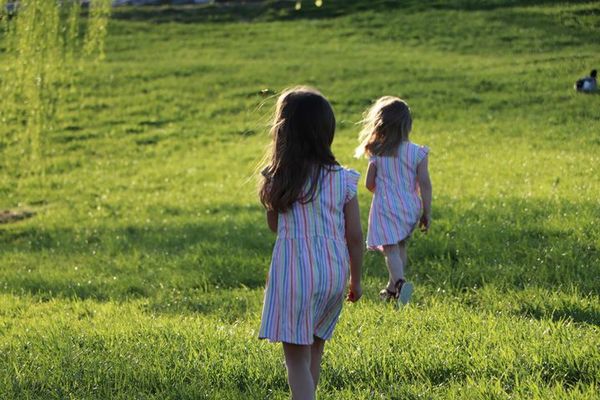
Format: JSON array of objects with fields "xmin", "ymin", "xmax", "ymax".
[
  {"xmin": 311, "ymin": 336, "xmax": 325, "ymax": 352},
  {"xmin": 383, "ymin": 243, "xmax": 400, "ymax": 254},
  {"xmin": 283, "ymin": 342, "xmax": 311, "ymax": 365}
]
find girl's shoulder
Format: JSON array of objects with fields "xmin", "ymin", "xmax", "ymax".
[
  {"xmin": 326, "ymin": 164, "xmax": 359, "ymax": 176},
  {"xmin": 407, "ymin": 141, "xmax": 428, "ymax": 150},
  {"xmin": 407, "ymin": 141, "xmax": 430, "ymax": 163},
  {"xmin": 405, "ymin": 141, "xmax": 429, "ymax": 153},
  {"xmin": 335, "ymin": 165, "xmax": 360, "ymax": 203},
  {"xmin": 316, "ymin": 165, "xmax": 360, "ymax": 203},
  {"xmin": 341, "ymin": 165, "xmax": 360, "ymax": 176},
  {"xmin": 370, "ymin": 142, "xmax": 429, "ymax": 160}
]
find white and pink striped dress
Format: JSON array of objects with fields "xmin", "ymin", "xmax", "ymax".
[
  {"xmin": 367, "ymin": 142, "xmax": 429, "ymax": 251},
  {"xmin": 259, "ymin": 166, "xmax": 359, "ymax": 345}
]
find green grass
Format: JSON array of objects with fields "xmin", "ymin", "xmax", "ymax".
[{"xmin": 1, "ymin": 0, "xmax": 599, "ymax": 398}]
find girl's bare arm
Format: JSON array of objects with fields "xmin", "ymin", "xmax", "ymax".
[
  {"xmin": 365, "ymin": 162, "xmax": 377, "ymax": 193},
  {"xmin": 416, "ymin": 155, "xmax": 432, "ymax": 231},
  {"xmin": 343, "ymin": 196, "xmax": 363, "ymax": 302}
]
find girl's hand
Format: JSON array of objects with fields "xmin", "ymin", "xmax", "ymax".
[
  {"xmin": 347, "ymin": 282, "xmax": 362, "ymax": 302},
  {"xmin": 419, "ymin": 213, "xmax": 430, "ymax": 233}
]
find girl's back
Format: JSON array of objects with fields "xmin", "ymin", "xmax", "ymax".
[
  {"xmin": 366, "ymin": 141, "xmax": 429, "ymax": 251},
  {"xmin": 258, "ymin": 86, "xmax": 363, "ymax": 400},
  {"xmin": 357, "ymin": 96, "xmax": 431, "ymax": 303},
  {"xmin": 258, "ymin": 87, "xmax": 362, "ymax": 349},
  {"xmin": 371, "ymin": 141, "xmax": 428, "ymax": 199},
  {"xmin": 261, "ymin": 166, "xmax": 358, "ymax": 344},
  {"xmin": 277, "ymin": 167, "xmax": 359, "ymax": 241}
]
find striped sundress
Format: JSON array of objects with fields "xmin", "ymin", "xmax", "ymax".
[
  {"xmin": 259, "ymin": 166, "xmax": 360, "ymax": 345},
  {"xmin": 367, "ymin": 142, "xmax": 429, "ymax": 251}
]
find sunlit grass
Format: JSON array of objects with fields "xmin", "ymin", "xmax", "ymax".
[{"xmin": 0, "ymin": 0, "xmax": 599, "ymax": 398}]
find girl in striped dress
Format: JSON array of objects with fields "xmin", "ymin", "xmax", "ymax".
[
  {"xmin": 355, "ymin": 96, "xmax": 432, "ymax": 305},
  {"xmin": 258, "ymin": 86, "xmax": 364, "ymax": 400}
]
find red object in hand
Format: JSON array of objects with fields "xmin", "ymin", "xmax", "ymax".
[{"xmin": 346, "ymin": 284, "xmax": 362, "ymax": 302}]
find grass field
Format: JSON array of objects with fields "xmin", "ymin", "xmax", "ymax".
[{"xmin": 1, "ymin": 0, "xmax": 599, "ymax": 398}]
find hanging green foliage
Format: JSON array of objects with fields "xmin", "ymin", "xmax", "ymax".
[
  {"xmin": 0, "ymin": 0, "xmax": 111, "ymax": 179},
  {"xmin": 83, "ymin": 0, "xmax": 111, "ymax": 60}
]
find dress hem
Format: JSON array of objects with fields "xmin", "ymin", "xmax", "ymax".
[
  {"xmin": 366, "ymin": 232, "xmax": 413, "ymax": 252},
  {"xmin": 258, "ymin": 333, "xmax": 329, "ymax": 345}
]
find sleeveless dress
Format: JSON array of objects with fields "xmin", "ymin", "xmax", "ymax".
[
  {"xmin": 367, "ymin": 142, "xmax": 429, "ymax": 251},
  {"xmin": 259, "ymin": 166, "xmax": 360, "ymax": 345}
]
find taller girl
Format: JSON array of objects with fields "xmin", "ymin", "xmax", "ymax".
[
  {"xmin": 258, "ymin": 87, "xmax": 363, "ymax": 400},
  {"xmin": 355, "ymin": 96, "xmax": 432, "ymax": 305}
]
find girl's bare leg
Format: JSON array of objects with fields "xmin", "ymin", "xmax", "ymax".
[
  {"xmin": 398, "ymin": 240, "xmax": 408, "ymax": 274},
  {"xmin": 396, "ymin": 239, "xmax": 414, "ymax": 305},
  {"xmin": 309, "ymin": 336, "xmax": 325, "ymax": 390},
  {"xmin": 282, "ymin": 342, "xmax": 315, "ymax": 400},
  {"xmin": 383, "ymin": 243, "xmax": 405, "ymax": 291}
]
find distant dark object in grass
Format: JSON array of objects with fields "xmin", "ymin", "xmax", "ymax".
[
  {"xmin": 0, "ymin": 210, "xmax": 35, "ymax": 224},
  {"xmin": 136, "ymin": 136, "xmax": 160, "ymax": 145},
  {"xmin": 574, "ymin": 69, "xmax": 597, "ymax": 93},
  {"xmin": 29, "ymin": 199, "xmax": 47, "ymax": 206},
  {"xmin": 139, "ymin": 119, "xmax": 170, "ymax": 127},
  {"xmin": 2, "ymin": 2, "xmax": 17, "ymax": 19}
]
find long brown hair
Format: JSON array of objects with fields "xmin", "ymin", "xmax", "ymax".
[
  {"xmin": 259, "ymin": 86, "xmax": 337, "ymax": 213},
  {"xmin": 355, "ymin": 96, "xmax": 412, "ymax": 158}
]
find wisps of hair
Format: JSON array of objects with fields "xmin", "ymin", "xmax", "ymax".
[
  {"xmin": 355, "ymin": 96, "xmax": 412, "ymax": 158},
  {"xmin": 259, "ymin": 86, "xmax": 337, "ymax": 213}
]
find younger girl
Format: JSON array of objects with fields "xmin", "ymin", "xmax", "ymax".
[
  {"xmin": 355, "ymin": 96, "xmax": 432, "ymax": 305},
  {"xmin": 258, "ymin": 86, "xmax": 363, "ymax": 400}
]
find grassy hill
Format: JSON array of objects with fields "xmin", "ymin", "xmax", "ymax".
[{"xmin": 0, "ymin": 1, "xmax": 599, "ymax": 398}]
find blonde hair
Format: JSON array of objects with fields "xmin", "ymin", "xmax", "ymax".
[{"xmin": 355, "ymin": 96, "xmax": 412, "ymax": 158}]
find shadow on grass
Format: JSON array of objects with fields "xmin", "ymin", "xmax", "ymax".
[
  {"xmin": 518, "ymin": 301, "xmax": 600, "ymax": 326},
  {"xmin": 0, "ymin": 197, "xmax": 598, "ymax": 324},
  {"xmin": 460, "ymin": 285, "xmax": 600, "ymax": 327},
  {"xmin": 112, "ymin": 0, "xmax": 597, "ymax": 24},
  {"xmin": 485, "ymin": 5, "xmax": 600, "ymax": 49}
]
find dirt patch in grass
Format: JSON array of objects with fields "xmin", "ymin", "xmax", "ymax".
[{"xmin": 0, "ymin": 210, "xmax": 35, "ymax": 224}]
